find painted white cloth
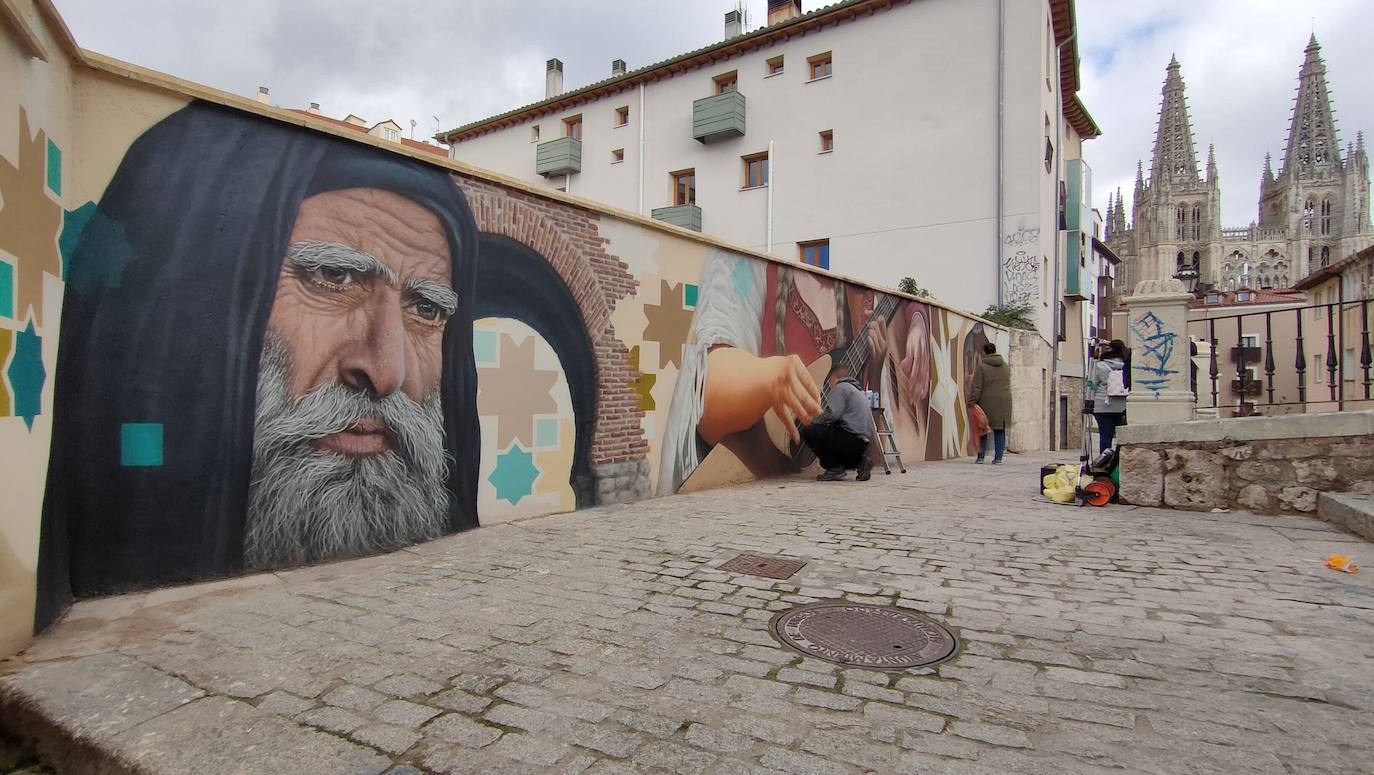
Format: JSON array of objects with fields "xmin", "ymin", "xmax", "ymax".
[{"xmin": 657, "ymin": 250, "xmax": 766, "ymax": 494}]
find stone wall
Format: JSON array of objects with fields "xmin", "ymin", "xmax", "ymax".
[
  {"xmin": 1007, "ymin": 329, "xmax": 1053, "ymax": 452},
  {"xmin": 1058, "ymin": 375, "xmax": 1085, "ymax": 450},
  {"xmin": 1117, "ymin": 411, "xmax": 1374, "ymax": 515}
]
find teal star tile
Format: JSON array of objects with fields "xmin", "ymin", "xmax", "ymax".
[
  {"xmin": 535, "ymin": 418, "xmax": 559, "ymax": 449},
  {"xmin": 473, "ymin": 329, "xmax": 498, "ymax": 365},
  {"xmin": 489, "ymin": 444, "xmax": 539, "ymax": 506},
  {"xmin": 120, "ymin": 423, "xmax": 164, "ymax": 467},
  {"xmin": 0, "ymin": 258, "xmax": 12, "ymax": 319},
  {"xmin": 8, "ymin": 320, "xmax": 44, "ymax": 430},
  {"xmin": 46, "ymin": 138, "xmax": 61, "ymax": 196}
]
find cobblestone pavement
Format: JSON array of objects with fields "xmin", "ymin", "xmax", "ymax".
[{"xmin": 4, "ymin": 455, "xmax": 1373, "ymax": 774}]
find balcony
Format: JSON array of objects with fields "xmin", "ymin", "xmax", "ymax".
[
  {"xmin": 535, "ymin": 136, "xmax": 582, "ymax": 176},
  {"xmin": 1229, "ymin": 346, "xmax": 1262, "ymax": 363},
  {"xmin": 1230, "ymin": 378, "xmax": 1263, "ymax": 398},
  {"xmin": 651, "ymin": 204, "xmax": 702, "ymax": 232},
  {"xmin": 693, "ymin": 91, "xmax": 746, "ymax": 143}
]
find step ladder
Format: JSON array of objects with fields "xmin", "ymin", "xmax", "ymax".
[{"xmin": 865, "ymin": 392, "xmax": 906, "ymax": 475}]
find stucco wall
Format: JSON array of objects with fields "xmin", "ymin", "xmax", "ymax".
[{"xmin": 449, "ymin": 0, "xmax": 1062, "ymax": 328}]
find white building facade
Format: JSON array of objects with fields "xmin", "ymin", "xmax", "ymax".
[{"xmin": 439, "ymin": 0, "xmax": 1099, "ymax": 335}]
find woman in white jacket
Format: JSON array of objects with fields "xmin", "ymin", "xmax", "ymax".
[{"xmin": 1089, "ymin": 339, "xmax": 1130, "ymax": 452}]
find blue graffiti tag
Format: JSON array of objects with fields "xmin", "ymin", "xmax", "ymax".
[{"xmin": 1130, "ymin": 311, "xmax": 1177, "ymax": 398}]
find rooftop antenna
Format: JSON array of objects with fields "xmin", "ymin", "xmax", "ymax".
[
  {"xmin": 409, "ymin": 118, "xmax": 417, "ymax": 140},
  {"xmin": 432, "ymin": 115, "xmax": 441, "ymax": 137}
]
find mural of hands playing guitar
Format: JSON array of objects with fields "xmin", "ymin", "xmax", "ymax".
[{"xmin": 660, "ymin": 251, "xmax": 1000, "ymax": 494}]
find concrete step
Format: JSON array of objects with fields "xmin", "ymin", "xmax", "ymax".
[{"xmin": 1318, "ymin": 491, "xmax": 1374, "ymax": 543}]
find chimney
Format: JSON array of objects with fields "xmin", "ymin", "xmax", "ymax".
[
  {"xmin": 611, "ymin": 59, "xmax": 627, "ymax": 77},
  {"xmin": 546, "ymin": 58, "xmax": 564, "ymax": 99},
  {"xmin": 255, "ymin": 86, "xmax": 270, "ymax": 104},
  {"xmin": 307, "ymin": 101, "xmax": 321, "ymax": 114},
  {"xmin": 767, "ymin": 0, "xmax": 802, "ymax": 26},
  {"xmin": 724, "ymin": 10, "xmax": 742, "ymax": 39}
]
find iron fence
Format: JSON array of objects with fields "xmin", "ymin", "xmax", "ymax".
[{"xmin": 1185, "ymin": 299, "xmax": 1371, "ymax": 417}]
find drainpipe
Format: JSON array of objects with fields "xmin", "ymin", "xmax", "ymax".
[
  {"xmin": 638, "ymin": 82, "xmax": 646, "ymax": 215},
  {"xmin": 766, "ymin": 138, "xmax": 775, "ymax": 255},
  {"xmin": 995, "ymin": 0, "xmax": 1004, "ymax": 307},
  {"xmin": 566, "ymin": 172, "xmax": 572, "ymax": 195},
  {"xmin": 1050, "ymin": 29, "xmax": 1077, "ymax": 450}
]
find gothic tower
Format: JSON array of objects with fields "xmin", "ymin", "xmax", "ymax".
[
  {"xmin": 1259, "ymin": 35, "xmax": 1368, "ymax": 276},
  {"xmin": 1121, "ymin": 56, "xmax": 1222, "ymax": 288}
]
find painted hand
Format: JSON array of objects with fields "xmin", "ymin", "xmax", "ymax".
[{"xmin": 770, "ymin": 354, "xmax": 823, "ymax": 442}]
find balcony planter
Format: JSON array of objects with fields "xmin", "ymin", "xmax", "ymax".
[
  {"xmin": 651, "ymin": 204, "xmax": 702, "ymax": 232},
  {"xmin": 693, "ymin": 91, "xmax": 746, "ymax": 143},
  {"xmin": 535, "ymin": 136, "xmax": 582, "ymax": 176}
]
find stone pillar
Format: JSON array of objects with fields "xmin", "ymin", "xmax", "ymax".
[{"xmin": 1122, "ymin": 279, "xmax": 1196, "ymax": 425}]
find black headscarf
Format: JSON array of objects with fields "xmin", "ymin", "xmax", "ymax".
[{"xmin": 36, "ymin": 101, "xmax": 480, "ymax": 630}]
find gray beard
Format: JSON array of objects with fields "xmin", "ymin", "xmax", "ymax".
[{"xmin": 244, "ymin": 332, "xmax": 451, "ymax": 570}]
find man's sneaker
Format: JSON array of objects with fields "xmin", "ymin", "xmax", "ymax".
[
  {"xmin": 991, "ymin": 458, "xmax": 1004, "ymax": 465},
  {"xmin": 856, "ymin": 456, "xmax": 874, "ymax": 481},
  {"xmin": 974, "ymin": 457, "xmax": 985, "ymax": 464},
  {"xmin": 816, "ymin": 468, "xmax": 848, "ymax": 481}
]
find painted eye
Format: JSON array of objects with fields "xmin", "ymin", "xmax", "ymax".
[
  {"xmin": 413, "ymin": 300, "xmax": 445, "ymax": 323},
  {"xmin": 316, "ymin": 266, "xmax": 356, "ymax": 286}
]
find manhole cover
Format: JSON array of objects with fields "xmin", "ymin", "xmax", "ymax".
[
  {"xmin": 718, "ymin": 553, "xmax": 806, "ymax": 580},
  {"xmin": 772, "ymin": 601, "xmax": 958, "ymax": 669}
]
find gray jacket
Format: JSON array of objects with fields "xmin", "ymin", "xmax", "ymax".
[
  {"xmin": 1091, "ymin": 357, "xmax": 1128, "ymax": 414},
  {"xmin": 814, "ymin": 377, "xmax": 872, "ymax": 442}
]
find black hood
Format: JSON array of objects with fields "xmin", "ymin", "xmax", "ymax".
[{"xmin": 37, "ymin": 101, "xmax": 481, "ymax": 628}]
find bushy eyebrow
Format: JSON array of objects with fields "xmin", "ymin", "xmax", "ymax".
[
  {"xmin": 405, "ymin": 277, "xmax": 459, "ymax": 316},
  {"xmin": 286, "ymin": 240, "xmax": 399, "ymax": 286}
]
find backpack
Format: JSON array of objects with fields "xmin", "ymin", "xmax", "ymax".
[{"xmin": 1106, "ymin": 366, "xmax": 1130, "ymax": 398}]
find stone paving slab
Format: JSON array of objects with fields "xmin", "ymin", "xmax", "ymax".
[{"xmin": 3, "ymin": 455, "xmax": 1373, "ymax": 774}]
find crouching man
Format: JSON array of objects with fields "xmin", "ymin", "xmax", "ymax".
[{"xmin": 801, "ymin": 365, "xmax": 874, "ymax": 482}]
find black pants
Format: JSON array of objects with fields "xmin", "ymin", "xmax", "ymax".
[
  {"xmin": 1094, "ymin": 412, "xmax": 1125, "ymax": 453},
  {"xmin": 802, "ymin": 424, "xmax": 868, "ymax": 471}
]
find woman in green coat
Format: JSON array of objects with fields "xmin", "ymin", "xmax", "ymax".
[{"xmin": 969, "ymin": 342, "xmax": 1011, "ymax": 464}]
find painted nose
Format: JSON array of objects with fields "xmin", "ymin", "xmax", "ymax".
[{"xmin": 338, "ymin": 295, "xmax": 406, "ymax": 398}]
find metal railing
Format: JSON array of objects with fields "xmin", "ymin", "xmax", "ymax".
[{"xmin": 1186, "ymin": 299, "xmax": 1372, "ymax": 417}]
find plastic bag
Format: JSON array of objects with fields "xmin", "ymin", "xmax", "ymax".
[
  {"xmin": 1326, "ymin": 554, "xmax": 1359, "ymax": 573},
  {"xmin": 970, "ymin": 404, "xmax": 991, "ymax": 440},
  {"xmin": 1041, "ymin": 464, "xmax": 1079, "ymax": 503}
]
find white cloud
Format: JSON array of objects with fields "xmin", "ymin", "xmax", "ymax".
[{"xmin": 51, "ymin": 0, "xmax": 1372, "ymax": 229}]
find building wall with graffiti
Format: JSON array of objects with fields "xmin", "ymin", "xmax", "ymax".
[{"xmin": 2, "ymin": 9, "xmax": 1005, "ymax": 649}]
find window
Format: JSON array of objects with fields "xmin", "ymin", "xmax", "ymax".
[
  {"xmin": 1175, "ymin": 206, "xmax": 1185, "ymax": 240},
  {"xmin": 1236, "ymin": 291, "xmax": 1252, "ymax": 302},
  {"xmin": 742, "ymin": 152, "xmax": 769, "ymax": 188},
  {"xmin": 1313, "ymin": 354, "xmax": 1323, "ymax": 384},
  {"xmin": 1321, "ymin": 198, "xmax": 1331, "ymax": 235},
  {"xmin": 611, "ymin": 148, "xmax": 624, "ymax": 163},
  {"xmin": 563, "ymin": 115, "xmax": 582, "ymax": 140},
  {"xmin": 1304, "ymin": 199, "xmax": 1314, "ymax": 233},
  {"xmin": 1205, "ymin": 293, "xmax": 1221, "ymax": 304},
  {"xmin": 383, "ymin": 127, "xmax": 399, "ymax": 142},
  {"xmin": 766, "ymin": 56, "xmax": 784, "ymax": 76},
  {"xmin": 819, "ymin": 130, "xmax": 834, "ymax": 153},
  {"xmin": 615, "ymin": 106, "xmax": 629, "ymax": 126},
  {"xmin": 1191, "ymin": 204, "xmax": 1202, "ymax": 240},
  {"xmin": 1044, "ymin": 136, "xmax": 1054, "ymax": 173},
  {"xmin": 807, "ymin": 52, "xmax": 832, "ymax": 80},
  {"xmin": 799, "ymin": 240, "xmax": 830, "ymax": 269},
  {"xmin": 714, "ymin": 71, "xmax": 738, "ymax": 94},
  {"xmin": 531, "ymin": 125, "xmax": 541, "ymax": 142},
  {"xmin": 671, "ymin": 169, "xmax": 696, "ymax": 206},
  {"xmin": 1321, "ymin": 246, "xmax": 1331, "ymax": 266}
]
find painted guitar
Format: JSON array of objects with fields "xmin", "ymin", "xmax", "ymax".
[{"xmin": 679, "ymin": 295, "xmax": 901, "ymax": 493}]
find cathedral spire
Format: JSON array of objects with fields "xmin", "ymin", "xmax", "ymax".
[
  {"xmin": 1134, "ymin": 160, "xmax": 1145, "ymax": 198},
  {"xmin": 1149, "ymin": 56, "xmax": 1201, "ymax": 189},
  {"xmin": 1280, "ymin": 35, "xmax": 1340, "ymax": 178},
  {"xmin": 1114, "ymin": 186, "xmax": 1127, "ymax": 233},
  {"xmin": 1206, "ymin": 143, "xmax": 1217, "ymax": 183}
]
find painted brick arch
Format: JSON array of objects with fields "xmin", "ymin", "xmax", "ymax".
[{"xmin": 454, "ymin": 175, "xmax": 649, "ymax": 467}]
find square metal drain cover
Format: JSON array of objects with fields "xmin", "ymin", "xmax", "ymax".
[{"xmin": 718, "ymin": 553, "xmax": 806, "ymax": 580}]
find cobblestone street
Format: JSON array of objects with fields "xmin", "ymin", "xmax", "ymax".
[{"xmin": 3, "ymin": 455, "xmax": 1373, "ymax": 774}]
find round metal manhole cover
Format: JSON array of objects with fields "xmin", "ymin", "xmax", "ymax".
[{"xmin": 772, "ymin": 601, "xmax": 958, "ymax": 669}]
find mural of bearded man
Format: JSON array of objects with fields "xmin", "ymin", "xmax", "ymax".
[{"xmin": 36, "ymin": 102, "xmax": 481, "ymax": 629}]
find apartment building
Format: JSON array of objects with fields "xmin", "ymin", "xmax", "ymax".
[{"xmin": 438, "ymin": 0, "xmax": 1098, "ymax": 331}]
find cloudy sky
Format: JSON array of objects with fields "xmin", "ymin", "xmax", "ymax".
[{"xmin": 52, "ymin": 0, "xmax": 1373, "ymax": 228}]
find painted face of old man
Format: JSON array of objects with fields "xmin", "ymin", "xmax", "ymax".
[{"xmin": 245, "ymin": 188, "xmax": 459, "ymax": 568}]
